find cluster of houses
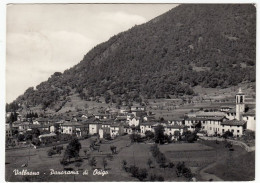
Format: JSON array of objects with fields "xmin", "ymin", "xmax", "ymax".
[{"xmin": 6, "ymin": 88, "xmax": 256, "ymax": 144}]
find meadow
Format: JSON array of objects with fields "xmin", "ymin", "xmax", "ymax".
[{"xmin": 5, "ymin": 136, "xmax": 254, "ymax": 181}]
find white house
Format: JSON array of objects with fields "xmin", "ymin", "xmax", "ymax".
[
  {"xmin": 220, "ymin": 120, "xmax": 246, "ymax": 137},
  {"xmin": 128, "ymin": 117, "xmax": 140, "ymax": 127},
  {"xmin": 6, "ymin": 123, "xmax": 12, "ymax": 138},
  {"xmin": 88, "ymin": 122, "xmax": 102, "ymax": 135},
  {"xmin": 124, "ymin": 125, "xmax": 133, "ymax": 134},
  {"xmin": 243, "ymin": 111, "xmax": 256, "ymax": 131},
  {"xmin": 164, "ymin": 124, "xmax": 185, "ymax": 137},
  {"xmin": 140, "ymin": 122, "xmax": 158, "ymax": 136},
  {"xmin": 110, "ymin": 124, "xmax": 124, "ymax": 139},
  {"xmin": 99, "ymin": 129, "xmax": 104, "ymax": 139}
]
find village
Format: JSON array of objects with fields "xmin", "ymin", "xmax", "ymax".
[
  {"xmin": 6, "ymin": 88, "xmax": 255, "ymax": 147},
  {"xmin": 5, "ymin": 86, "xmax": 256, "ymax": 182}
]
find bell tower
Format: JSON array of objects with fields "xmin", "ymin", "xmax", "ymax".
[{"xmin": 236, "ymin": 87, "xmax": 245, "ymax": 120}]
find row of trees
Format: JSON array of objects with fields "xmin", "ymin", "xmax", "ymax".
[
  {"xmin": 7, "ymin": 112, "xmax": 18, "ymax": 123},
  {"xmin": 26, "ymin": 112, "xmax": 38, "ymax": 118}
]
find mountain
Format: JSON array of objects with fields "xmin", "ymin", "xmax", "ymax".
[{"xmin": 8, "ymin": 4, "xmax": 256, "ymax": 111}]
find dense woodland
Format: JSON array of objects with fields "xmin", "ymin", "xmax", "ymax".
[{"xmin": 9, "ymin": 4, "xmax": 256, "ymax": 110}]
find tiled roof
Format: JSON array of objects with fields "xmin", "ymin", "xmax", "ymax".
[
  {"xmin": 165, "ymin": 124, "xmax": 185, "ymax": 129},
  {"xmin": 195, "ymin": 111, "xmax": 226, "ymax": 117},
  {"xmin": 221, "ymin": 120, "xmax": 246, "ymax": 126},
  {"xmin": 140, "ymin": 122, "xmax": 159, "ymax": 126},
  {"xmin": 186, "ymin": 117, "xmax": 225, "ymax": 121},
  {"xmin": 61, "ymin": 122, "xmax": 82, "ymax": 126}
]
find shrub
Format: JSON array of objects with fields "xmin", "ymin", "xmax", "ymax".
[
  {"xmin": 176, "ymin": 162, "xmax": 193, "ymax": 179},
  {"xmin": 47, "ymin": 149, "xmax": 56, "ymax": 157},
  {"xmin": 157, "ymin": 175, "xmax": 165, "ymax": 181},
  {"xmin": 122, "ymin": 160, "xmax": 127, "ymax": 171},
  {"xmin": 168, "ymin": 162, "xmax": 175, "ymax": 168},
  {"xmin": 60, "ymin": 159, "xmax": 69, "ymax": 166},
  {"xmin": 129, "ymin": 165, "xmax": 139, "ymax": 178},
  {"xmin": 150, "ymin": 174, "xmax": 164, "ymax": 181},
  {"xmin": 104, "ymin": 133, "xmax": 112, "ymax": 140},
  {"xmin": 32, "ymin": 138, "xmax": 41, "ymax": 146},
  {"xmin": 129, "ymin": 133, "xmax": 142, "ymax": 142}
]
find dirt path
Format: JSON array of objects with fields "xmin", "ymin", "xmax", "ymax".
[{"xmin": 199, "ymin": 162, "xmax": 223, "ymax": 181}]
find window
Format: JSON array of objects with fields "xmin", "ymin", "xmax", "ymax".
[
  {"xmin": 222, "ymin": 129, "xmax": 224, "ymax": 132},
  {"xmin": 237, "ymin": 130, "xmax": 240, "ymax": 133},
  {"xmin": 231, "ymin": 129, "xmax": 234, "ymax": 133}
]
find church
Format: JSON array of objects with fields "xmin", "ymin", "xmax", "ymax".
[
  {"xmin": 185, "ymin": 88, "xmax": 255, "ymax": 137},
  {"xmin": 222, "ymin": 88, "xmax": 255, "ymax": 136}
]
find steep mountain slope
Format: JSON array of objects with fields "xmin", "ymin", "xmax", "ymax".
[{"xmin": 12, "ymin": 4, "xmax": 256, "ymax": 110}]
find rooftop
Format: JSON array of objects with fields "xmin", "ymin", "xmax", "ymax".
[
  {"xmin": 61, "ymin": 122, "xmax": 83, "ymax": 126},
  {"xmin": 221, "ymin": 120, "xmax": 246, "ymax": 126}
]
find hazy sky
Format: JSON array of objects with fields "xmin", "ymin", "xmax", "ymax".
[{"xmin": 6, "ymin": 4, "xmax": 178, "ymax": 103}]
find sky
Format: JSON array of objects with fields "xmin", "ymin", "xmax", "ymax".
[{"xmin": 6, "ymin": 3, "xmax": 178, "ymax": 103}]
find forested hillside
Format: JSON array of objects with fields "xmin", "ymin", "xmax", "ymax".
[{"xmin": 10, "ymin": 4, "xmax": 256, "ymax": 110}]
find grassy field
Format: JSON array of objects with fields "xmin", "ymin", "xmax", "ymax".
[
  {"xmin": 197, "ymin": 140, "xmax": 255, "ymax": 181},
  {"xmin": 5, "ymin": 136, "xmax": 135, "ymax": 182},
  {"xmin": 205, "ymin": 148, "xmax": 255, "ymax": 181},
  {"xmin": 6, "ymin": 136, "xmax": 255, "ymax": 182}
]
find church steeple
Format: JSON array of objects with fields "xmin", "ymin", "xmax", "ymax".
[{"xmin": 236, "ymin": 87, "xmax": 245, "ymax": 120}]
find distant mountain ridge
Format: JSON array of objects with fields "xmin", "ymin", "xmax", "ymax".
[{"xmin": 11, "ymin": 4, "xmax": 256, "ymax": 111}]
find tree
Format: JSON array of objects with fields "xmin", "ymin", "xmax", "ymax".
[
  {"xmin": 150, "ymin": 174, "xmax": 164, "ymax": 181},
  {"xmin": 157, "ymin": 153, "xmax": 167, "ymax": 169},
  {"xmin": 145, "ymin": 131, "xmax": 155, "ymax": 140},
  {"xmin": 17, "ymin": 134, "xmax": 25, "ymax": 141},
  {"xmin": 104, "ymin": 133, "xmax": 112, "ymax": 140},
  {"xmin": 63, "ymin": 138, "xmax": 82, "ymax": 162},
  {"xmin": 137, "ymin": 168, "xmax": 148, "ymax": 181},
  {"xmin": 129, "ymin": 165, "xmax": 139, "ymax": 178},
  {"xmin": 122, "ymin": 160, "xmax": 127, "ymax": 171},
  {"xmin": 110, "ymin": 145, "xmax": 117, "ymax": 154},
  {"xmin": 32, "ymin": 138, "xmax": 41, "ymax": 146},
  {"xmin": 129, "ymin": 133, "xmax": 142, "ymax": 143},
  {"xmin": 154, "ymin": 125, "xmax": 165, "ymax": 144},
  {"xmin": 186, "ymin": 133, "xmax": 198, "ymax": 143},
  {"xmin": 102, "ymin": 158, "xmax": 108, "ymax": 170},
  {"xmin": 24, "ymin": 134, "xmax": 33, "ymax": 141},
  {"xmin": 31, "ymin": 128, "xmax": 40, "ymax": 138},
  {"xmin": 75, "ymin": 162, "xmax": 82, "ymax": 169},
  {"xmin": 89, "ymin": 157, "xmax": 97, "ymax": 169},
  {"xmin": 84, "ymin": 149, "xmax": 88, "ymax": 156},
  {"xmin": 150, "ymin": 144, "xmax": 160, "ymax": 157},
  {"xmin": 174, "ymin": 130, "xmax": 180, "ymax": 140},
  {"xmin": 147, "ymin": 158, "xmax": 153, "ymax": 168},
  {"xmin": 47, "ymin": 149, "xmax": 56, "ymax": 158},
  {"xmin": 54, "ymin": 123, "xmax": 60, "ymax": 135},
  {"xmin": 176, "ymin": 162, "xmax": 193, "ymax": 179},
  {"xmin": 222, "ymin": 131, "xmax": 233, "ymax": 139}
]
